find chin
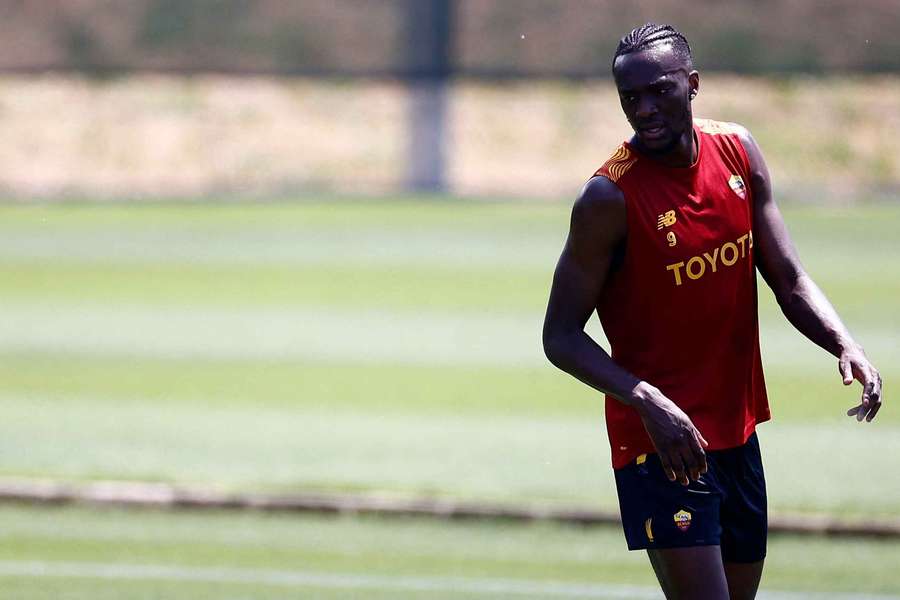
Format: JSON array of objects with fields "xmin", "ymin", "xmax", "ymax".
[{"xmin": 641, "ymin": 134, "xmax": 680, "ymax": 155}]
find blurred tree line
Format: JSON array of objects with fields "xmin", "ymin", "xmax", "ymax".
[{"xmin": 1, "ymin": 0, "xmax": 898, "ymax": 77}]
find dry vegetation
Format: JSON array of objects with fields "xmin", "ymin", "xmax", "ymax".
[
  {"xmin": 454, "ymin": 76, "xmax": 900, "ymax": 200},
  {"xmin": 0, "ymin": 75, "xmax": 896, "ymax": 201}
]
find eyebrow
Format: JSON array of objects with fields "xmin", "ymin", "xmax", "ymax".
[
  {"xmin": 618, "ymin": 81, "xmax": 673, "ymax": 94},
  {"xmin": 618, "ymin": 71, "xmax": 682, "ymax": 94}
]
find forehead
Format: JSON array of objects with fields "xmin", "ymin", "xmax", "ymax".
[{"xmin": 613, "ymin": 43, "xmax": 688, "ymax": 89}]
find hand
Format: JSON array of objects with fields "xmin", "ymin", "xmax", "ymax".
[
  {"xmin": 839, "ymin": 346, "xmax": 883, "ymax": 422},
  {"xmin": 630, "ymin": 383, "xmax": 709, "ymax": 485}
]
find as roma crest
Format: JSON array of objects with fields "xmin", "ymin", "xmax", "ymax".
[
  {"xmin": 673, "ymin": 509, "xmax": 692, "ymax": 532},
  {"xmin": 729, "ymin": 174, "xmax": 747, "ymax": 199}
]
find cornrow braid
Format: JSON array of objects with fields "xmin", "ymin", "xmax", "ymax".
[{"xmin": 613, "ymin": 23, "xmax": 692, "ymax": 70}]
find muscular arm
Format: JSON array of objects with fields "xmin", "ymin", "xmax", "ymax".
[
  {"xmin": 541, "ymin": 177, "xmax": 641, "ymax": 400},
  {"xmin": 738, "ymin": 127, "xmax": 883, "ymax": 422},
  {"xmin": 543, "ymin": 176, "xmax": 708, "ymax": 484}
]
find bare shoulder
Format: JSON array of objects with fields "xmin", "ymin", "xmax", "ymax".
[
  {"xmin": 724, "ymin": 123, "xmax": 772, "ymax": 190},
  {"xmin": 572, "ymin": 175, "xmax": 626, "ymax": 226},
  {"xmin": 724, "ymin": 122, "xmax": 764, "ymax": 162},
  {"xmin": 568, "ymin": 176, "xmax": 627, "ymax": 252}
]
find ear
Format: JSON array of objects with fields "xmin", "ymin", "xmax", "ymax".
[{"xmin": 688, "ymin": 70, "xmax": 700, "ymax": 100}]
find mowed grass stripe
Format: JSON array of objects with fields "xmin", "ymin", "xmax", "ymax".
[
  {"xmin": 0, "ymin": 199, "xmax": 570, "ymax": 230},
  {"xmin": 0, "ymin": 200, "xmax": 570, "ymax": 271},
  {"xmin": 0, "ymin": 395, "xmax": 897, "ymax": 516},
  {"xmin": 0, "ymin": 351, "xmax": 881, "ymax": 425},
  {"xmin": 4, "ymin": 560, "xmax": 897, "ymax": 599},
  {"xmin": 0, "ymin": 205, "xmax": 896, "ymax": 270},
  {"xmin": 0, "ymin": 202, "xmax": 896, "ymax": 517},
  {"xmin": 0, "ymin": 262, "xmax": 550, "ymax": 311},
  {"xmin": 0, "ymin": 303, "xmax": 547, "ymax": 366},
  {"xmin": 3, "ymin": 506, "xmax": 900, "ymax": 596},
  {"xmin": 1, "ymin": 301, "xmax": 896, "ymax": 374},
  {"xmin": 0, "ymin": 227, "xmax": 564, "ymax": 269},
  {"xmin": 0, "ymin": 353, "xmax": 595, "ymax": 414},
  {"xmin": 3, "ymin": 260, "xmax": 899, "ymax": 329},
  {"xmin": 0, "ymin": 561, "xmax": 664, "ymax": 599}
]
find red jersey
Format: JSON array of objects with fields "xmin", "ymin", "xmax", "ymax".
[{"xmin": 593, "ymin": 118, "xmax": 770, "ymax": 469}]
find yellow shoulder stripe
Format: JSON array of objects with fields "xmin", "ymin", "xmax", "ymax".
[
  {"xmin": 599, "ymin": 144, "xmax": 638, "ymax": 182},
  {"xmin": 694, "ymin": 118, "xmax": 743, "ymax": 136}
]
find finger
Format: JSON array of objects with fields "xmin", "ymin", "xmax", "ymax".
[
  {"xmin": 658, "ymin": 453, "xmax": 677, "ymax": 482},
  {"xmin": 667, "ymin": 451, "xmax": 689, "ymax": 486},
  {"xmin": 847, "ymin": 405, "xmax": 861, "ymax": 417},
  {"xmin": 695, "ymin": 430, "xmax": 710, "ymax": 449},
  {"xmin": 869, "ymin": 371, "xmax": 882, "ymax": 403},
  {"xmin": 863, "ymin": 379, "xmax": 880, "ymax": 419},
  {"xmin": 679, "ymin": 446, "xmax": 701, "ymax": 483},
  {"xmin": 839, "ymin": 357, "xmax": 853, "ymax": 385},
  {"xmin": 689, "ymin": 431, "xmax": 708, "ymax": 476},
  {"xmin": 867, "ymin": 375, "xmax": 883, "ymax": 421},
  {"xmin": 866, "ymin": 401, "xmax": 882, "ymax": 422},
  {"xmin": 859, "ymin": 380, "xmax": 876, "ymax": 421}
]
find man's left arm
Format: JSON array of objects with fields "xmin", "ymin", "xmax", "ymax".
[{"xmin": 738, "ymin": 127, "xmax": 883, "ymax": 422}]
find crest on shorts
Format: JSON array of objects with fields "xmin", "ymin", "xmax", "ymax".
[
  {"xmin": 674, "ymin": 509, "xmax": 692, "ymax": 532},
  {"xmin": 644, "ymin": 517, "xmax": 654, "ymax": 542},
  {"xmin": 729, "ymin": 174, "xmax": 747, "ymax": 199}
]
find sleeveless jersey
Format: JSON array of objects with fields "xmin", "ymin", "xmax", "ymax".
[{"xmin": 593, "ymin": 118, "xmax": 770, "ymax": 469}]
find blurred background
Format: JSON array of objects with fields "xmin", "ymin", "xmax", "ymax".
[{"xmin": 1, "ymin": 1, "xmax": 899, "ymax": 598}]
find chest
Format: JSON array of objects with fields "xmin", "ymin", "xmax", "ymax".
[{"xmin": 626, "ymin": 159, "xmax": 752, "ymax": 262}]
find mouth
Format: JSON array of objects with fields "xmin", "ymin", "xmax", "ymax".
[{"xmin": 638, "ymin": 123, "xmax": 668, "ymax": 141}]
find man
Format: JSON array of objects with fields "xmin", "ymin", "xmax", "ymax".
[{"xmin": 542, "ymin": 23, "xmax": 883, "ymax": 600}]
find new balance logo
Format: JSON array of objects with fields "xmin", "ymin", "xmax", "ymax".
[{"xmin": 657, "ymin": 210, "xmax": 676, "ymax": 230}]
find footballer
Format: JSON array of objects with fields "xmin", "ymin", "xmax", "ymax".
[{"xmin": 542, "ymin": 23, "xmax": 882, "ymax": 600}]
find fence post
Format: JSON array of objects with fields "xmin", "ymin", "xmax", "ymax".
[{"xmin": 406, "ymin": 0, "xmax": 453, "ymax": 194}]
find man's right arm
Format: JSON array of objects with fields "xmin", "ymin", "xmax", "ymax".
[
  {"xmin": 541, "ymin": 176, "xmax": 639, "ymax": 399},
  {"xmin": 542, "ymin": 176, "xmax": 708, "ymax": 484}
]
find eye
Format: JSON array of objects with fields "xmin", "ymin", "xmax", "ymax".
[{"xmin": 656, "ymin": 84, "xmax": 676, "ymax": 96}]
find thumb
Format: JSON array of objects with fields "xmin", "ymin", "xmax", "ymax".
[{"xmin": 839, "ymin": 358, "xmax": 853, "ymax": 385}]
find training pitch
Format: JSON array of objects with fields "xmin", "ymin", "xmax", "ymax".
[{"xmin": 0, "ymin": 198, "xmax": 897, "ymax": 596}]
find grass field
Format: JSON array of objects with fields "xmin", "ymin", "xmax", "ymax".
[
  {"xmin": 0, "ymin": 198, "xmax": 898, "ymax": 596},
  {"xmin": 3, "ymin": 504, "xmax": 900, "ymax": 599}
]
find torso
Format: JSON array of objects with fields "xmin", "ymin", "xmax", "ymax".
[{"xmin": 593, "ymin": 118, "xmax": 770, "ymax": 469}]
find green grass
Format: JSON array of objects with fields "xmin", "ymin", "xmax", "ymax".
[
  {"xmin": 0, "ymin": 200, "xmax": 897, "ymax": 518},
  {"xmin": 1, "ymin": 504, "xmax": 900, "ymax": 598},
  {"xmin": 0, "ymin": 262, "xmax": 549, "ymax": 310},
  {"xmin": 0, "ymin": 199, "xmax": 898, "ymax": 598}
]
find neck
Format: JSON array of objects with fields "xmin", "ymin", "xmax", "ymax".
[{"xmin": 632, "ymin": 123, "xmax": 697, "ymax": 168}]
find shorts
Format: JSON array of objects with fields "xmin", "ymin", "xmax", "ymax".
[{"xmin": 613, "ymin": 432, "xmax": 767, "ymax": 563}]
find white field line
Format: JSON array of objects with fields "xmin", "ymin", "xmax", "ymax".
[{"xmin": 0, "ymin": 561, "xmax": 898, "ymax": 600}]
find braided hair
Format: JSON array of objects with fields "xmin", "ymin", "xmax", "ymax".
[{"xmin": 613, "ymin": 23, "xmax": 692, "ymax": 70}]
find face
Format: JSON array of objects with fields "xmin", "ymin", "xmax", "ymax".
[{"xmin": 613, "ymin": 43, "xmax": 699, "ymax": 155}]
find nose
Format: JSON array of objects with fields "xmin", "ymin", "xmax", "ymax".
[{"xmin": 634, "ymin": 95, "xmax": 658, "ymax": 120}]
